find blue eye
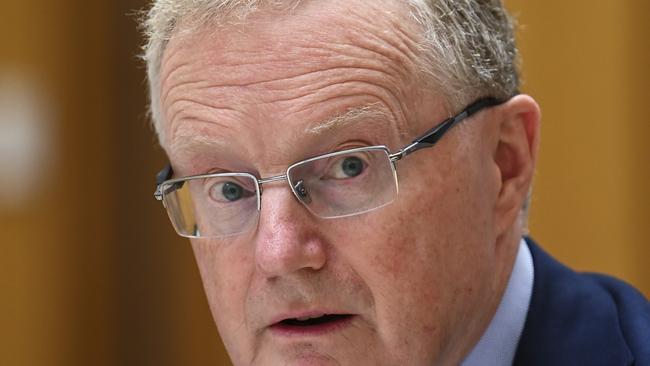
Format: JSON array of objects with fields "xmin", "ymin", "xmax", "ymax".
[
  {"xmin": 341, "ymin": 156, "xmax": 364, "ymax": 177},
  {"xmin": 327, "ymin": 155, "xmax": 366, "ymax": 179},
  {"xmin": 209, "ymin": 180, "xmax": 255, "ymax": 203},
  {"xmin": 222, "ymin": 182, "xmax": 244, "ymax": 201}
]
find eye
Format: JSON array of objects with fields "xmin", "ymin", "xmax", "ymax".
[
  {"xmin": 222, "ymin": 182, "xmax": 245, "ymax": 201},
  {"xmin": 328, "ymin": 156, "xmax": 366, "ymax": 179},
  {"xmin": 208, "ymin": 181, "xmax": 255, "ymax": 203}
]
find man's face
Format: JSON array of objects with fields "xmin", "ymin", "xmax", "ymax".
[{"xmin": 159, "ymin": 1, "xmax": 506, "ymax": 365}]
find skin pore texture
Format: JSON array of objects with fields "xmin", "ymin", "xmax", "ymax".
[{"xmin": 158, "ymin": 0, "xmax": 540, "ymax": 365}]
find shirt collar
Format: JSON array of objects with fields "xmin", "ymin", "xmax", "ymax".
[{"xmin": 461, "ymin": 238, "xmax": 534, "ymax": 366}]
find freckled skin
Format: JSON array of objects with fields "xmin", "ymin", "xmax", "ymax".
[{"xmin": 158, "ymin": 1, "xmax": 536, "ymax": 365}]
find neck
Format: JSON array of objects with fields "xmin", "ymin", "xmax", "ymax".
[{"xmin": 445, "ymin": 227, "xmax": 523, "ymax": 365}]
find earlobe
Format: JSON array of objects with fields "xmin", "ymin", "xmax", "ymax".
[{"xmin": 492, "ymin": 95, "xmax": 541, "ymax": 235}]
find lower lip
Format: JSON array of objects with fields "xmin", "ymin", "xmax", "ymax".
[{"xmin": 269, "ymin": 315, "xmax": 355, "ymax": 337}]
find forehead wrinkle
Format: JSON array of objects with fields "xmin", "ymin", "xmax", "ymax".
[
  {"xmin": 256, "ymin": 71, "xmax": 400, "ymax": 109},
  {"xmin": 160, "ymin": 0, "xmax": 419, "ymax": 91},
  {"xmin": 386, "ymin": 19, "xmax": 422, "ymax": 65},
  {"xmin": 167, "ymin": 107, "xmax": 251, "ymax": 155},
  {"xmin": 165, "ymin": 96, "xmax": 228, "ymax": 129},
  {"xmin": 259, "ymin": 32, "xmax": 413, "ymax": 93},
  {"xmin": 167, "ymin": 47, "xmax": 399, "ymax": 95},
  {"xmin": 165, "ymin": 95, "xmax": 246, "ymax": 147},
  {"xmin": 160, "ymin": 56, "xmax": 192, "ymax": 94},
  {"xmin": 238, "ymin": 35, "xmax": 413, "ymax": 87},
  {"xmin": 161, "ymin": 76, "xmax": 210, "ymax": 115},
  {"xmin": 316, "ymin": 19, "xmax": 419, "ymax": 80}
]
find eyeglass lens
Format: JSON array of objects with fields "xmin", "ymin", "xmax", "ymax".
[
  {"xmin": 162, "ymin": 174, "xmax": 260, "ymax": 237},
  {"xmin": 287, "ymin": 147, "xmax": 397, "ymax": 219}
]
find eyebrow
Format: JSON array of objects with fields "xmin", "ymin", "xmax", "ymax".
[
  {"xmin": 171, "ymin": 131, "xmax": 225, "ymax": 154},
  {"xmin": 303, "ymin": 103, "xmax": 393, "ymax": 136}
]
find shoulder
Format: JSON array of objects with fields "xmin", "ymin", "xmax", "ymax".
[
  {"xmin": 514, "ymin": 237, "xmax": 650, "ymax": 366},
  {"xmin": 585, "ymin": 272, "xmax": 650, "ymax": 362}
]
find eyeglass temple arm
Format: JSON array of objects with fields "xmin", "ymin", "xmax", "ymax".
[
  {"xmin": 154, "ymin": 164, "xmax": 175, "ymax": 200},
  {"xmin": 390, "ymin": 97, "xmax": 503, "ymax": 161}
]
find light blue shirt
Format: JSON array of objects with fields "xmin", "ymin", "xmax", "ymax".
[{"xmin": 461, "ymin": 239, "xmax": 534, "ymax": 366}]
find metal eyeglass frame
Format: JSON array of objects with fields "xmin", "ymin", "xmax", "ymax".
[{"xmin": 154, "ymin": 97, "xmax": 504, "ymax": 217}]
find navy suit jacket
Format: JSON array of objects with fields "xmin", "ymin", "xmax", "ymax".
[{"xmin": 513, "ymin": 238, "xmax": 650, "ymax": 365}]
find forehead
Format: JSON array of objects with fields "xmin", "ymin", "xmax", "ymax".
[{"xmin": 159, "ymin": 0, "xmax": 430, "ymax": 170}]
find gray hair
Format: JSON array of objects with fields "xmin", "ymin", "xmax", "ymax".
[
  {"xmin": 141, "ymin": 0, "xmax": 519, "ymax": 142},
  {"xmin": 408, "ymin": 0, "xmax": 519, "ymax": 105}
]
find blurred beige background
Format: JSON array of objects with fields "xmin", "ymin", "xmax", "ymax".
[{"xmin": 1, "ymin": 1, "xmax": 648, "ymax": 365}]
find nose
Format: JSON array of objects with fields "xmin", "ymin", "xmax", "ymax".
[{"xmin": 254, "ymin": 185, "xmax": 327, "ymax": 278}]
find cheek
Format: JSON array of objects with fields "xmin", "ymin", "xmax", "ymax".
[
  {"xmin": 328, "ymin": 159, "xmax": 496, "ymax": 360},
  {"xmin": 190, "ymin": 239, "xmax": 255, "ymax": 356},
  {"xmin": 325, "ymin": 211, "xmax": 449, "ymax": 359}
]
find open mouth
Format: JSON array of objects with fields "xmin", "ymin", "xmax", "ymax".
[
  {"xmin": 282, "ymin": 314, "xmax": 352, "ymax": 326},
  {"xmin": 271, "ymin": 314, "xmax": 354, "ymax": 336}
]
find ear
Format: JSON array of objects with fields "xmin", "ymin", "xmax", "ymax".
[{"xmin": 492, "ymin": 94, "xmax": 541, "ymax": 235}]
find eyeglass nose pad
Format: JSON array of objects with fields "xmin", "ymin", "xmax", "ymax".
[{"xmin": 292, "ymin": 179, "xmax": 312, "ymax": 205}]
